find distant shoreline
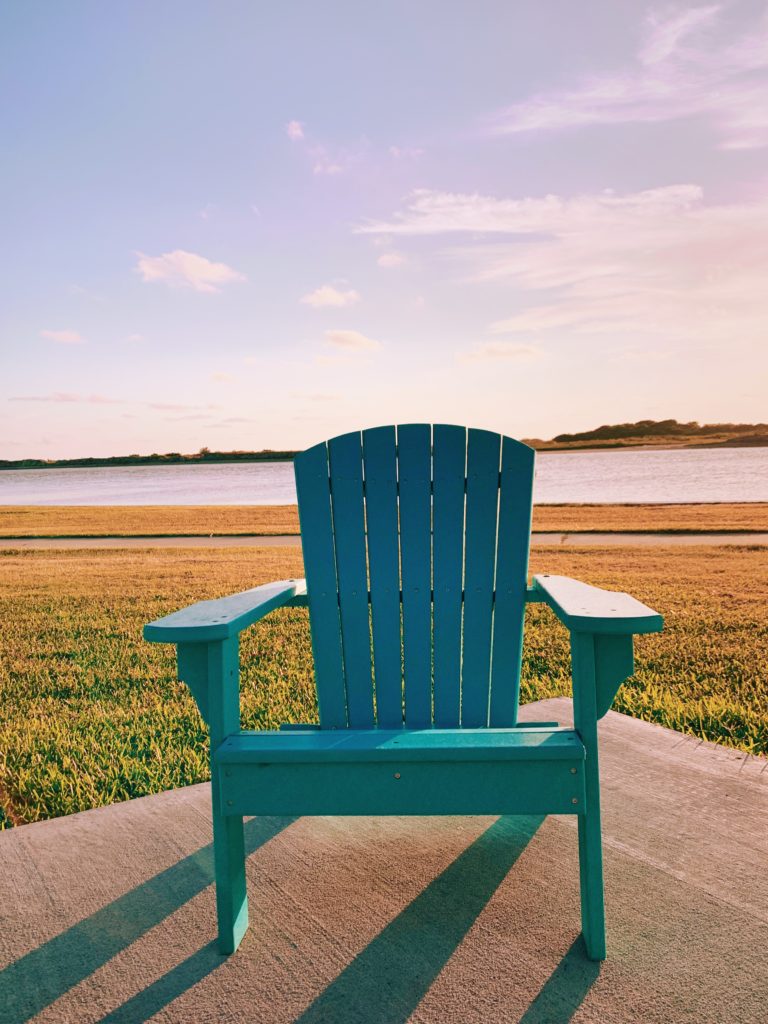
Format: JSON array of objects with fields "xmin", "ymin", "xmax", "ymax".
[
  {"xmin": 0, "ymin": 451, "xmax": 298, "ymax": 472},
  {"xmin": 2, "ymin": 434, "xmax": 767, "ymax": 470},
  {"xmin": 532, "ymin": 437, "xmax": 768, "ymax": 453}
]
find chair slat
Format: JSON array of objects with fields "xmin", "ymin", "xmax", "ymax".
[
  {"xmin": 362, "ymin": 426, "xmax": 403, "ymax": 727},
  {"xmin": 294, "ymin": 442, "xmax": 347, "ymax": 728},
  {"xmin": 432, "ymin": 424, "xmax": 466, "ymax": 727},
  {"xmin": 490, "ymin": 438, "xmax": 535, "ymax": 725},
  {"xmin": 328, "ymin": 432, "xmax": 375, "ymax": 728},
  {"xmin": 461, "ymin": 429, "xmax": 501, "ymax": 726},
  {"xmin": 397, "ymin": 424, "xmax": 432, "ymax": 728}
]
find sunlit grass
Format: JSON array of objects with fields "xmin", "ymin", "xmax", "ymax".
[
  {"xmin": 2, "ymin": 502, "xmax": 767, "ymax": 537},
  {"xmin": 0, "ymin": 544, "xmax": 765, "ymax": 826},
  {"xmin": 0, "ymin": 505, "xmax": 300, "ymax": 537},
  {"xmin": 531, "ymin": 502, "xmax": 768, "ymax": 533}
]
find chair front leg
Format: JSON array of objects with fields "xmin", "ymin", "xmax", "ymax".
[
  {"xmin": 571, "ymin": 632, "xmax": 607, "ymax": 961},
  {"xmin": 211, "ymin": 771, "xmax": 248, "ymax": 954},
  {"xmin": 577, "ymin": 772, "xmax": 606, "ymax": 960},
  {"xmin": 179, "ymin": 636, "xmax": 249, "ymax": 954}
]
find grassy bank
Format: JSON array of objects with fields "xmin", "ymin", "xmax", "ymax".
[
  {"xmin": 0, "ymin": 544, "xmax": 765, "ymax": 826},
  {"xmin": 0, "ymin": 505, "xmax": 300, "ymax": 538},
  {"xmin": 2, "ymin": 502, "xmax": 767, "ymax": 538}
]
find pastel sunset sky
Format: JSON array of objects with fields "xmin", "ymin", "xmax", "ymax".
[{"xmin": 2, "ymin": 1, "xmax": 767, "ymax": 458}]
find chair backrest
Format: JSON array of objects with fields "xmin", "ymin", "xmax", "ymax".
[{"xmin": 294, "ymin": 424, "xmax": 535, "ymax": 730}]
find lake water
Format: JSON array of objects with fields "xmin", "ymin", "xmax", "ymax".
[{"xmin": 1, "ymin": 447, "xmax": 765, "ymax": 505}]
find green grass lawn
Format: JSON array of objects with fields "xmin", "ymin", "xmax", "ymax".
[{"xmin": 0, "ymin": 544, "xmax": 766, "ymax": 826}]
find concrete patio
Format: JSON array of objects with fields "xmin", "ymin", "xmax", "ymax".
[{"xmin": 1, "ymin": 697, "xmax": 766, "ymax": 1024}]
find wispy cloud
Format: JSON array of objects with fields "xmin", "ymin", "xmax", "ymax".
[
  {"xmin": 300, "ymin": 284, "xmax": 361, "ymax": 308},
  {"xmin": 638, "ymin": 5, "xmax": 720, "ymax": 65},
  {"xmin": 10, "ymin": 392, "xmax": 120, "ymax": 404},
  {"xmin": 458, "ymin": 342, "xmax": 543, "ymax": 362},
  {"xmin": 359, "ymin": 183, "xmax": 768, "ymax": 351},
  {"xmin": 163, "ymin": 412, "xmax": 211, "ymax": 421},
  {"xmin": 358, "ymin": 183, "xmax": 703, "ymax": 236},
  {"xmin": 310, "ymin": 146, "xmax": 346, "ymax": 175},
  {"xmin": 209, "ymin": 416, "xmax": 259, "ymax": 426},
  {"xmin": 124, "ymin": 333, "xmax": 144, "ymax": 343},
  {"xmin": 211, "ymin": 371, "xmax": 233, "ymax": 381},
  {"xmin": 291, "ymin": 391, "xmax": 342, "ymax": 401},
  {"xmin": 323, "ymin": 328, "xmax": 381, "ymax": 351},
  {"xmin": 284, "ymin": 120, "xmax": 368, "ymax": 175},
  {"xmin": 146, "ymin": 401, "xmax": 222, "ymax": 415},
  {"xmin": 135, "ymin": 250, "xmax": 246, "ymax": 293},
  {"xmin": 389, "ymin": 145, "xmax": 425, "ymax": 159},
  {"xmin": 10, "ymin": 394, "xmax": 226, "ymax": 414},
  {"xmin": 377, "ymin": 251, "xmax": 407, "ymax": 268},
  {"xmin": 40, "ymin": 329, "xmax": 85, "ymax": 344},
  {"xmin": 68, "ymin": 284, "xmax": 105, "ymax": 302},
  {"xmin": 490, "ymin": 4, "xmax": 768, "ymax": 150}
]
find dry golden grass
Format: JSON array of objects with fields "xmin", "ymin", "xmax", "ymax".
[
  {"xmin": 0, "ymin": 505, "xmax": 300, "ymax": 537},
  {"xmin": 2, "ymin": 502, "xmax": 767, "ymax": 538},
  {"xmin": 0, "ymin": 543, "xmax": 765, "ymax": 826},
  {"xmin": 533, "ymin": 503, "xmax": 768, "ymax": 532}
]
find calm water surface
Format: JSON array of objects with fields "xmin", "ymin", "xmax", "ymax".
[{"xmin": 0, "ymin": 447, "xmax": 765, "ymax": 505}]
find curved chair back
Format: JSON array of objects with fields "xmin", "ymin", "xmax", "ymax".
[{"xmin": 294, "ymin": 424, "xmax": 535, "ymax": 729}]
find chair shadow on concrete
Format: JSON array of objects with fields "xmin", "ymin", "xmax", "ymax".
[
  {"xmin": 96, "ymin": 814, "xmax": 599, "ymax": 1024},
  {"xmin": 518, "ymin": 937, "xmax": 600, "ymax": 1024},
  {"xmin": 294, "ymin": 814, "xmax": 596, "ymax": 1024},
  {"xmin": 95, "ymin": 941, "xmax": 224, "ymax": 1024},
  {"xmin": 2, "ymin": 814, "xmax": 598, "ymax": 1024},
  {"xmin": 0, "ymin": 816, "xmax": 296, "ymax": 1024},
  {"xmin": 95, "ymin": 815, "xmax": 553, "ymax": 1024}
]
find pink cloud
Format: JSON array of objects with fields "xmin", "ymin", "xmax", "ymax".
[
  {"xmin": 490, "ymin": 5, "xmax": 768, "ymax": 150},
  {"xmin": 285, "ymin": 120, "xmax": 305, "ymax": 141},
  {"xmin": 360, "ymin": 183, "xmax": 768, "ymax": 355},
  {"xmin": 40, "ymin": 329, "xmax": 85, "ymax": 344},
  {"xmin": 135, "ymin": 250, "xmax": 246, "ymax": 293},
  {"xmin": 10, "ymin": 392, "xmax": 121, "ymax": 404}
]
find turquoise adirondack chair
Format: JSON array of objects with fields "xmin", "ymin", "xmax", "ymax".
[{"xmin": 144, "ymin": 425, "xmax": 662, "ymax": 960}]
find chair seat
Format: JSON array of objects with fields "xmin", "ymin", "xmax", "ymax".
[
  {"xmin": 216, "ymin": 726, "xmax": 585, "ymax": 765},
  {"xmin": 214, "ymin": 726, "xmax": 586, "ymax": 818}
]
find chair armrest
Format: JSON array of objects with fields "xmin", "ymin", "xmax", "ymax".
[
  {"xmin": 143, "ymin": 578, "xmax": 307, "ymax": 644},
  {"xmin": 530, "ymin": 574, "xmax": 663, "ymax": 636}
]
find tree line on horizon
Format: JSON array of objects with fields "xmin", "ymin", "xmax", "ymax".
[
  {"xmin": 2, "ymin": 420, "xmax": 767, "ymax": 470},
  {"xmin": 552, "ymin": 418, "xmax": 768, "ymax": 443},
  {"xmin": 0, "ymin": 448, "xmax": 299, "ymax": 471}
]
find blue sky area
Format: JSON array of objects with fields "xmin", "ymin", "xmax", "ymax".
[{"xmin": 2, "ymin": 1, "xmax": 766, "ymax": 457}]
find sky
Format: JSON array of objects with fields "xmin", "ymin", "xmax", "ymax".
[{"xmin": 1, "ymin": 0, "xmax": 767, "ymax": 459}]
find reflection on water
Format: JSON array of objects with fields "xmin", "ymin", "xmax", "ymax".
[{"xmin": 0, "ymin": 447, "xmax": 765, "ymax": 505}]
